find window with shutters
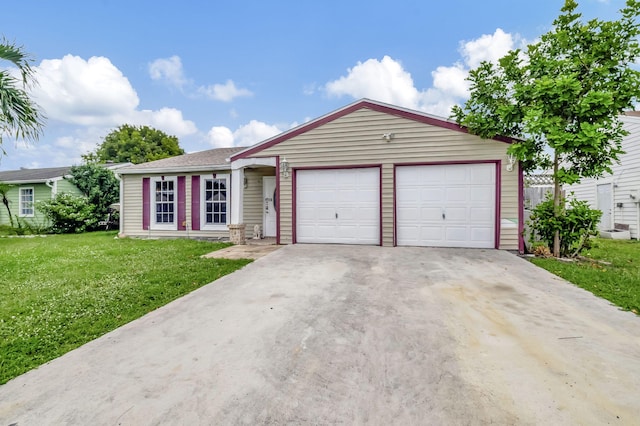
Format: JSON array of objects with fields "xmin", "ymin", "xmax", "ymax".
[
  {"xmin": 151, "ymin": 177, "xmax": 177, "ymax": 230},
  {"xmin": 201, "ymin": 174, "xmax": 229, "ymax": 230}
]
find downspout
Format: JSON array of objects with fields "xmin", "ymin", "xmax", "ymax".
[
  {"xmin": 632, "ymin": 190, "xmax": 640, "ymax": 240},
  {"xmin": 45, "ymin": 179, "xmax": 56, "ymax": 198}
]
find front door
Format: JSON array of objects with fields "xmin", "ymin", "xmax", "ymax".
[
  {"xmin": 597, "ymin": 183, "xmax": 612, "ymax": 230},
  {"xmin": 263, "ymin": 176, "xmax": 277, "ymax": 237}
]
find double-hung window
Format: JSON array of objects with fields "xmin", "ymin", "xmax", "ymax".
[
  {"xmin": 201, "ymin": 174, "xmax": 229, "ymax": 229},
  {"xmin": 151, "ymin": 177, "xmax": 176, "ymax": 229},
  {"xmin": 19, "ymin": 187, "xmax": 34, "ymax": 217}
]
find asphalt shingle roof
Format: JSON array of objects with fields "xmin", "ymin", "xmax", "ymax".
[
  {"xmin": 118, "ymin": 147, "xmax": 247, "ymax": 173},
  {"xmin": 0, "ymin": 166, "xmax": 73, "ymax": 183}
]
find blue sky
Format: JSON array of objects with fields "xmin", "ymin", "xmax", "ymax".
[{"xmin": 0, "ymin": 0, "xmax": 625, "ymax": 171}]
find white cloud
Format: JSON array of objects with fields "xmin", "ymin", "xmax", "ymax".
[
  {"xmin": 460, "ymin": 28, "xmax": 516, "ymax": 69},
  {"xmin": 207, "ymin": 126, "xmax": 235, "ymax": 148},
  {"xmin": 431, "ymin": 64, "xmax": 469, "ymax": 99},
  {"xmin": 198, "ymin": 79, "xmax": 253, "ymax": 102},
  {"xmin": 32, "ymin": 55, "xmax": 140, "ymax": 126},
  {"xmin": 325, "ymin": 56, "xmax": 420, "ymax": 107},
  {"xmin": 29, "ymin": 55, "xmax": 197, "ymax": 138},
  {"xmin": 135, "ymin": 107, "xmax": 197, "ymax": 137},
  {"xmin": 323, "ymin": 29, "xmax": 522, "ymax": 117},
  {"xmin": 207, "ymin": 120, "xmax": 283, "ymax": 148},
  {"xmin": 148, "ymin": 55, "xmax": 189, "ymax": 89}
]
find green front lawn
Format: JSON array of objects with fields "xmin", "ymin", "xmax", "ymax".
[
  {"xmin": 531, "ymin": 238, "xmax": 640, "ymax": 314},
  {"xmin": 0, "ymin": 232, "xmax": 251, "ymax": 385}
]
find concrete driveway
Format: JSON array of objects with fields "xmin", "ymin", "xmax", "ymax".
[{"xmin": 1, "ymin": 245, "xmax": 639, "ymax": 425}]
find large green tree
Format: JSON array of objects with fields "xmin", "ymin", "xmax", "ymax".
[
  {"xmin": 83, "ymin": 124, "xmax": 184, "ymax": 164},
  {"xmin": 0, "ymin": 38, "xmax": 45, "ymax": 153},
  {"xmin": 452, "ymin": 0, "xmax": 640, "ymax": 257},
  {"xmin": 66, "ymin": 164, "xmax": 120, "ymax": 221}
]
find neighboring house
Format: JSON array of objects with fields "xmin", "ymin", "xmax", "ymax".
[
  {"xmin": 0, "ymin": 166, "xmax": 80, "ymax": 227},
  {"xmin": 567, "ymin": 113, "xmax": 640, "ymax": 239},
  {"xmin": 118, "ymin": 99, "xmax": 524, "ymax": 251},
  {"xmin": 0, "ymin": 163, "xmax": 130, "ymax": 228}
]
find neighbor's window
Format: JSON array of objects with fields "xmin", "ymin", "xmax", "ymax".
[
  {"xmin": 19, "ymin": 187, "xmax": 34, "ymax": 217},
  {"xmin": 201, "ymin": 175, "xmax": 229, "ymax": 229},
  {"xmin": 152, "ymin": 177, "xmax": 176, "ymax": 229}
]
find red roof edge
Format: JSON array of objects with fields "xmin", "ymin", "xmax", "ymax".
[{"xmin": 230, "ymin": 99, "xmax": 514, "ymax": 161}]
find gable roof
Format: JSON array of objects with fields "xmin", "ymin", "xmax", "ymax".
[
  {"xmin": 117, "ymin": 147, "xmax": 247, "ymax": 175},
  {"xmin": 0, "ymin": 166, "xmax": 73, "ymax": 184},
  {"xmin": 231, "ymin": 98, "xmax": 513, "ymax": 161}
]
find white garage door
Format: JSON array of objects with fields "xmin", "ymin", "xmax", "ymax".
[
  {"xmin": 396, "ymin": 163, "xmax": 496, "ymax": 248},
  {"xmin": 296, "ymin": 168, "xmax": 380, "ymax": 244}
]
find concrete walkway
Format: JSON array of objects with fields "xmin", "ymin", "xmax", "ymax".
[
  {"xmin": 202, "ymin": 243, "xmax": 281, "ymax": 260},
  {"xmin": 1, "ymin": 245, "xmax": 639, "ymax": 425}
]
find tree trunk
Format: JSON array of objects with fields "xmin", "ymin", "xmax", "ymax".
[
  {"xmin": 553, "ymin": 151, "xmax": 561, "ymax": 258},
  {"xmin": 1, "ymin": 195, "xmax": 13, "ymax": 228}
]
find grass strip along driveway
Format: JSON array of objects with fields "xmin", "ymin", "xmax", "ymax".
[
  {"xmin": 531, "ymin": 238, "xmax": 640, "ymax": 314},
  {"xmin": 0, "ymin": 232, "xmax": 251, "ymax": 385}
]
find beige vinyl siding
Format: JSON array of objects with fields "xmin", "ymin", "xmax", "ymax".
[
  {"xmin": 242, "ymin": 167, "xmax": 275, "ymax": 239},
  {"xmin": 248, "ymin": 107, "xmax": 519, "ymax": 249},
  {"xmin": 120, "ymin": 172, "xmax": 229, "ymax": 240}
]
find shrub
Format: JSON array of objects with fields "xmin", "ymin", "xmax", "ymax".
[
  {"xmin": 37, "ymin": 193, "xmax": 98, "ymax": 234},
  {"xmin": 66, "ymin": 164, "xmax": 119, "ymax": 221},
  {"xmin": 528, "ymin": 194, "xmax": 602, "ymax": 258}
]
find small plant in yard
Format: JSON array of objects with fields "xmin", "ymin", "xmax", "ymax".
[
  {"xmin": 0, "ymin": 232, "xmax": 250, "ymax": 384},
  {"xmin": 37, "ymin": 193, "xmax": 98, "ymax": 233},
  {"xmin": 528, "ymin": 193, "xmax": 601, "ymax": 258},
  {"xmin": 532, "ymin": 244, "xmax": 552, "ymax": 258}
]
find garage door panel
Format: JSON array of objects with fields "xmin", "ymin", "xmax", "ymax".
[
  {"xmin": 422, "ymin": 188, "xmax": 444, "ymax": 202},
  {"xmin": 418, "ymin": 167, "xmax": 445, "ymax": 183},
  {"xmin": 471, "ymin": 227, "xmax": 493, "ymax": 242},
  {"xmin": 398, "ymin": 188, "xmax": 420, "ymax": 202},
  {"xmin": 444, "ymin": 207, "xmax": 468, "ymax": 221},
  {"xmin": 470, "ymin": 207, "xmax": 494, "ymax": 221},
  {"xmin": 445, "ymin": 227, "xmax": 468, "ymax": 241},
  {"xmin": 472, "ymin": 167, "xmax": 495, "ymax": 183},
  {"xmin": 445, "ymin": 167, "xmax": 469, "ymax": 183},
  {"xmin": 421, "ymin": 226, "xmax": 444, "ymax": 240},
  {"xmin": 397, "ymin": 207, "xmax": 419, "ymax": 221},
  {"xmin": 421, "ymin": 207, "xmax": 444, "ymax": 221},
  {"xmin": 396, "ymin": 164, "xmax": 496, "ymax": 248},
  {"xmin": 471, "ymin": 187, "xmax": 494, "ymax": 202},
  {"xmin": 297, "ymin": 168, "xmax": 380, "ymax": 245},
  {"xmin": 446, "ymin": 188, "xmax": 469, "ymax": 202}
]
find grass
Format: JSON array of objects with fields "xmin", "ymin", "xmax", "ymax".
[
  {"xmin": 0, "ymin": 232, "xmax": 251, "ymax": 384},
  {"xmin": 530, "ymin": 238, "xmax": 640, "ymax": 314}
]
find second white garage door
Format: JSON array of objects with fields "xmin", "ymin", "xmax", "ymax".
[
  {"xmin": 296, "ymin": 168, "xmax": 380, "ymax": 245},
  {"xmin": 396, "ymin": 163, "xmax": 496, "ymax": 248}
]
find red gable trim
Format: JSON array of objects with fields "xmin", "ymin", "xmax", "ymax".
[{"xmin": 231, "ymin": 99, "xmax": 514, "ymax": 161}]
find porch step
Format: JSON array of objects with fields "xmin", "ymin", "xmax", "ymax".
[{"xmin": 246, "ymin": 237, "xmax": 277, "ymax": 246}]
